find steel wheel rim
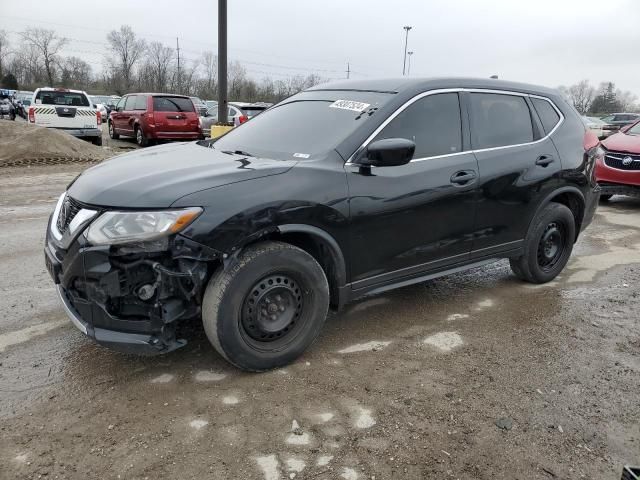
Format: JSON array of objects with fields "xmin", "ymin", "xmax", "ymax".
[
  {"xmin": 537, "ymin": 222, "xmax": 565, "ymax": 271},
  {"xmin": 136, "ymin": 129, "xmax": 142, "ymax": 144},
  {"xmin": 109, "ymin": 123, "xmax": 114, "ymax": 137},
  {"xmin": 240, "ymin": 273, "xmax": 306, "ymax": 349}
]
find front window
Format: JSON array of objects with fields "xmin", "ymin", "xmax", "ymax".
[{"xmin": 213, "ymin": 91, "xmax": 392, "ymax": 159}]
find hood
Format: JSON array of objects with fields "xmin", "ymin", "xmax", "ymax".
[
  {"xmin": 602, "ymin": 132, "xmax": 640, "ymax": 154},
  {"xmin": 68, "ymin": 142, "xmax": 297, "ymax": 208}
]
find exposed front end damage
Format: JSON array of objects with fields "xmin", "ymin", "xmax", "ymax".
[{"xmin": 47, "ymin": 222, "xmax": 220, "ymax": 355}]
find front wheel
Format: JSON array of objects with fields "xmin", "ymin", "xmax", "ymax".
[
  {"xmin": 509, "ymin": 203, "xmax": 576, "ymax": 284},
  {"xmin": 202, "ymin": 241, "xmax": 330, "ymax": 371}
]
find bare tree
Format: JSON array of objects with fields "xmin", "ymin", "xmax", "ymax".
[
  {"xmin": 0, "ymin": 30, "xmax": 9, "ymax": 80},
  {"xmin": 559, "ymin": 80, "xmax": 595, "ymax": 115},
  {"xmin": 60, "ymin": 56, "xmax": 92, "ymax": 89},
  {"xmin": 199, "ymin": 51, "xmax": 217, "ymax": 98},
  {"xmin": 106, "ymin": 25, "xmax": 146, "ymax": 92},
  {"xmin": 143, "ymin": 41, "xmax": 174, "ymax": 92},
  {"xmin": 615, "ymin": 88, "xmax": 638, "ymax": 112},
  {"xmin": 20, "ymin": 28, "xmax": 68, "ymax": 86}
]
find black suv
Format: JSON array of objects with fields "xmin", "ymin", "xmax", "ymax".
[{"xmin": 45, "ymin": 78, "xmax": 600, "ymax": 371}]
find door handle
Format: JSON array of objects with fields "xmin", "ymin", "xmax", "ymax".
[
  {"xmin": 535, "ymin": 155, "xmax": 555, "ymax": 167},
  {"xmin": 450, "ymin": 170, "xmax": 477, "ymax": 186}
]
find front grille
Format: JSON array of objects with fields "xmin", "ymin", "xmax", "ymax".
[
  {"xmin": 604, "ymin": 151, "xmax": 640, "ymax": 171},
  {"xmin": 56, "ymin": 196, "xmax": 83, "ymax": 234}
]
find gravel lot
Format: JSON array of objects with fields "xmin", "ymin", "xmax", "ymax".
[{"xmin": 0, "ymin": 163, "xmax": 638, "ymax": 480}]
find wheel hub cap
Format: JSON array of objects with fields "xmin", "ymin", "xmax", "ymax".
[{"xmin": 242, "ymin": 275, "xmax": 303, "ymax": 341}]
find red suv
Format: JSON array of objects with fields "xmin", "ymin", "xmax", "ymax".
[
  {"xmin": 108, "ymin": 93, "xmax": 202, "ymax": 147},
  {"xmin": 596, "ymin": 120, "xmax": 640, "ymax": 200}
]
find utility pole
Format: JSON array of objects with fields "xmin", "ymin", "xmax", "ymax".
[
  {"xmin": 346, "ymin": 62, "xmax": 350, "ymax": 79},
  {"xmin": 407, "ymin": 51, "xmax": 413, "ymax": 75},
  {"xmin": 402, "ymin": 26, "xmax": 412, "ymax": 76},
  {"xmin": 176, "ymin": 37, "xmax": 180, "ymax": 91},
  {"xmin": 218, "ymin": 0, "xmax": 228, "ymax": 123}
]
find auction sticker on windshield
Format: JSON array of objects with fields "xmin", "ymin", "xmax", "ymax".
[{"xmin": 330, "ymin": 100, "xmax": 370, "ymax": 112}]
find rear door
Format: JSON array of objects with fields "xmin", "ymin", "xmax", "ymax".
[
  {"xmin": 33, "ymin": 90, "xmax": 97, "ymax": 129},
  {"xmin": 120, "ymin": 95, "xmax": 137, "ymax": 135},
  {"xmin": 152, "ymin": 96, "xmax": 199, "ymax": 133},
  {"xmin": 468, "ymin": 91, "xmax": 562, "ymax": 254}
]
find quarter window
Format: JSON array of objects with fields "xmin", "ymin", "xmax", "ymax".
[
  {"xmin": 470, "ymin": 93, "xmax": 534, "ymax": 149},
  {"xmin": 372, "ymin": 93, "xmax": 463, "ymax": 159},
  {"xmin": 531, "ymin": 97, "xmax": 561, "ymax": 134}
]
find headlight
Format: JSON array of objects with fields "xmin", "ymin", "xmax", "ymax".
[{"xmin": 85, "ymin": 207, "xmax": 202, "ymax": 245}]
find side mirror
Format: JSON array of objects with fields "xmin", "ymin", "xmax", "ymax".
[
  {"xmin": 361, "ymin": 138, "xmax": 415, "ymax": 167},
  {"xmin": 116, "ymin": 106, "xmax": 123, "ymax": 112}
]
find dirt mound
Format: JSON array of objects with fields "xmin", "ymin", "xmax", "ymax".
[{"xmin": 0, "ymin": 120, "xmax": 109, "ymax": 167}]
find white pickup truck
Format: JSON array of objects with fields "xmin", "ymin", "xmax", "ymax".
[{"xmin": 28, "ymin": 88, "xmax": 102, "ymax": 145}]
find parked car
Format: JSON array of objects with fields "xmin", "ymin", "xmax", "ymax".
[
  {"xmin": 190, "ymin": 96, "xmax": 208, "ymax": 117},
  {"xmin": 108, "ymin": 93, "xmax": 203, "ymax": 147},
  {"xmin": 200, "ymin": 106, "xmax": 218, "ymax": 137},
  {"xmin": 581, "ymin": 116, "xmax": 607, "ymax": 139},
  {"xmin": 596, "ymin": 120, "xmax": 640, "ymax": 200},
  {"xmin": 207, "ymin": 102, "xmax": 268, "ymax": 126},
  {"xmin": 0, "ymin": 98, "xmax": 16, "ymax": 120},
  {"xmin": 205, "ymin": 100, "xmax": 218, "ymax": 111},
  {"xmin": 28, "ymin": 88, "xmax": 102, "ymax": 145},
  {"xmin": 600, "ymin": 113, "xmax": 640, "ymax": 136},
  {"xmin": 46, "ymin": 78, "xmax": 599, "ymax": 371}
]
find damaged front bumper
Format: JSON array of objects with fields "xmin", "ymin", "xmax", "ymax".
[{"xmin": 45, "ymin": 211, "xmax": 219, "ymax": 355}]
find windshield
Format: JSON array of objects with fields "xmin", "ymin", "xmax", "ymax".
[
  {"xmin": 35, "ymin": 90, "xmax": 90, "ymax": 107},
  {"xmin": 627, "ymin": 122, "xmax": 640, "ymax": 135},
  {"xmin": 213, "ymin": 92, "xmax": 392, "ymax": 159}
]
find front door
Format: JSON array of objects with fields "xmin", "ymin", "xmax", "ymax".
[{"xmin": 346, "ymin": 92, "xmax": 479, "ymax": 288}]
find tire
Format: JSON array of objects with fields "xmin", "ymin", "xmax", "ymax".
[
  {"xmin": 599, "ymin": 194, "xmax": 613, "ymax": 202},
  {"xmin": 202, "ymin": 241, "xmax": 330, "ymax": 372},
  {"xmin": 108, "ymin": 121, "xmax": 119, "ymax": 139},
  {"xmin": 509, "ymin": 203, "xmax": 576, "ymax": 284},
  {"xmin": 92, "ymin": 136, "xmax": 103, "ymax": 146},
  {"xmin": 135, "ymin": 126, "xmax": 148, "ymax": 147}
]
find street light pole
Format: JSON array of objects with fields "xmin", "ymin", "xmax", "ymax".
[
  {"xmin": 407, "ymin": 51, "xmax": 414, "ymax": 75},
  {"xmin": 217, "ymin": 0, "xmax": 228, "ymax": 124},
  {"xmin": 402, "ymin": 26, "xmax": 412, "ymax": 76}
]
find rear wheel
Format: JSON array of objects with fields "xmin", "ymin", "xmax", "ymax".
[
  {"xmin": 202, "ymin": 241, "xmax": 330, "ymax": 372},
  {"xmin": 599, "ymin": 194, "xmax": 613, "ymax": 202},
  {"xmin": 135, "ymin": 126, "xmax": 148, "ymax": 147},
  {"xmin": 108, "ymin": 121, "xmax": 119, "ymax": 139},
  {"xmin": 509, "ymin": 203, "xmax": 576, "ymax": 284}
]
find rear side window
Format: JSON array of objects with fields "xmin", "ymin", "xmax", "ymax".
[
  {"xmin": 153, "ymin": 96, "xmax": 195, "ymax": 112},
  {"xmin": 531, "ymin": 98, "xmax": 561, "ymax": 135},
  {"xmin": 124, "ymin": 96, "xmax": 137, "ymax": 110},
  {"xmin": 373, "ymin": 93, "xmax": 462, "ymax": 159},
  {"xmin": 470, "ymin": 93, "xmax": 534, "ymax": 149},
  {"xmin": 35, "ymin": 90, "xmax": 90, "ymax": 107},
  {"xmin": 134, "ymin": 95, "xmax": 147, "ymax": 110}
]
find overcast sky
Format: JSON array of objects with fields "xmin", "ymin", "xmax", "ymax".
[{"xmin": 1, "ymin": 0, "xmax": 639, "ymax": 95}]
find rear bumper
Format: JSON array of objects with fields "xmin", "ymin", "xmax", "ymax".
[
  {"xmin": 148, "ymin": 131, "xmax": 203, "ymax": 140},
  {"xmin": 47, "ymin": 127, "xmax": 102, "ymax": 138}
]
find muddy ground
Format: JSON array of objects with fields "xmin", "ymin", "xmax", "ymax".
[{"xmin": 0, "ymin": 163, "xmax": 638, "ymax": 480}]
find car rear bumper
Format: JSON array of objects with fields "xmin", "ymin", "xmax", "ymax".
[
  {"xmin": 47, "ymin": 127, "xmax": 102, "ymax": 138},
  {"xmin": 148, "ymin": 131, "xmax": 203, "ymax": 140}
]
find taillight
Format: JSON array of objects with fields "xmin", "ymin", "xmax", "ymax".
[
  {"xmin": 147, "ymin": 112, "xmax": 155, "ymax": 126},
  {"xmin": 238, "ymin": 115, "xmax": 249, "ymax": 124},
  {"xmin": 96, "ymin": 111, "xmax": 102, "ymax": 125},
  {"xmin": 28, "ymin": 106, "xmax": 35, "ymax": 123}
]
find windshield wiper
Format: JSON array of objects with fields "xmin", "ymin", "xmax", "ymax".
[{"xmin": 221, "ymin": 149, "xmax": 255, "ymax": 157}]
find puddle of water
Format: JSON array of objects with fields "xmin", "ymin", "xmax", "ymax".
[{"xmin": 255, "ymin": 454, "xmax": 280, "ymax": 480}]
